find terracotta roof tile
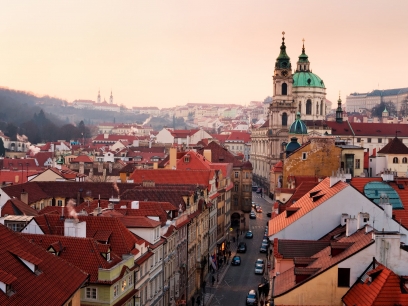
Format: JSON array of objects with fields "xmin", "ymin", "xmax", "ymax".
[
  {"xmin": 343, "ymin": 261, "xmax": 408, "ymax": 306},
  {"xmin": 268, "ymin": 178, "xmax": 349, "ymax": 237},
  {"xmin": 1, "ymin": 198, "xmax": 39, "ymax": 217},
  {"xmin": 0, "ymin": 225, "xmax": 88, "ymax": 306}
]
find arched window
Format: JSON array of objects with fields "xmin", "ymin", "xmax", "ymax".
[
  {"xmin": 393, "ymin": 157, "xmax": 399, "ymax": 164},
  {"xmin": 282, "ymin": 112, "xmax": 288, "ymax": 126},
  {"xmin": 298, "ymin": 102, "xmax": 301, "ymax": 113},
  {"xmin": 306, "ymin": 99, "xmax": 312, "ymax": 115},
  {"xmin": 403, "ymin": 157, "xmax": 407, "ymax": 164},
  {"xmin": 282, "ymin": 83, "xmax": 287, "ymax": 95},
  {"xmin": 320, "ymin": 100, "xmax": 323, "ymax": 115}
]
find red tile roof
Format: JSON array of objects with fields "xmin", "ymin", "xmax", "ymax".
[
  {"xmin": 274, "ymin": 227, "xmax": 374, "ymax": 297},
  {"xmin": 378, "ymin": 137, "xmax": 408, "ymax": 154},
  {"xmin": 1, "ymin": 198, "xmax": 39, "ymax": 217},
  {"xmin": 22, "ymin": 233, "xmax": 123, "ymax": 283},
  {"xmin": 0, "ymin": 225, "xmax": 88, "ymax": 306},
  {"xmin": 342, "ymin": 261, "xmax": 408, "ymax": 306},
  {"xmin": 268, "ymin": 178, "xmax": 349, "ymax": 237},
  {"xmin": 70, "ymin": 155, "xmax": 94, "ymax": 163}
]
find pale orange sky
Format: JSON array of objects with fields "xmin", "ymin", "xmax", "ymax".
[{"xmin": 1, "ymin": 1, "xmax": 407, "ymax": 109}]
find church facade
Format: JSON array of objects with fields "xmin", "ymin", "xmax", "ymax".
[{"xmin": 251, "ymin": 33, "xmax": 327, "ymax": 197}]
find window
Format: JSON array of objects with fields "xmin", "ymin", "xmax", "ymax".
[
  {"xmin": 184, "ymin": 155, "xmax": 190, "ymax": 163},
  {"xmin": 302, "ymin": 152, "xmax": 307, "ymax": 160},
  {"xmin": 234, "ymin": 172, "xmax": 239, "ymax": 178},
  {"xmin": 403, "ymin": 157, "xmax": 408, "ymax": 164},
  {"xmin": 234, "ymin": 184, "xmax": 239, "ymax": 192},
  {"xmin": 122, "ymin": 279, "xmax": 127, "ymax": 292},
  {"xmin": 356, "ymin": 138, "xmax": 361, "ymax": 143},
  {"xmin": 393, "ymin": 157, "xmax": 399, "ymax": 164},
  {"xmin": 282, "ymin": 112, "xmax": 288, "ymax": 126},
  {"xmin": 86, "ymin": 287, "xmax": 97, "ymax": 299},
  {"xmin": 57, "ymin": 200, "xmax": 63, "ymax": 206},
  {"xmin": 367, "ymin": 138, "xmax": 371, "ymax": 143},
  {"xmin": 306, "ymin": 99, "xmax": 312, "ymax": 115},
  {"xmin": 338, "ymin": 268, "xmax": 350, "ymax": 287},
  {"xmin": 378, "ymin": 138, "xmax": 382, "ymax": 143},
  {"xmin": 281, "ymin": 83, "xmax": 287, "ymax": 95}
]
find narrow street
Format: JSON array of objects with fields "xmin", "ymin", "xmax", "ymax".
[{"xmin": 204, "ymin": 192, "xmax": 273, "ymax": 306}]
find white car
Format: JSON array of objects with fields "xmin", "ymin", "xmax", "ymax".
[{"xmin": 255, "ymin": 263, "xmax": 264, "ymax": 274}]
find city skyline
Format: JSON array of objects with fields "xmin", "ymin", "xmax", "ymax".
[{"xmin": 1, "ymin": 1, "xmax": 407, "ymax": 109}]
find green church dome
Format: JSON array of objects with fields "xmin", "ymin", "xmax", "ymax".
[
  {"xmin": 289, "ymin": 112, "xmax": 308, "ymax": 134},
  {"xmin": 285, "ymin": 137, "xmax": 301, "ymax": 156},
  {"xmin": 293, "ymin": 71, "xmax": 325, "ymax": 88}
]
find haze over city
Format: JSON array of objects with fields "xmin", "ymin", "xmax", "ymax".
[{"xmin": 1, "ymin": 0, "xmax": 407, "ymax": 108}]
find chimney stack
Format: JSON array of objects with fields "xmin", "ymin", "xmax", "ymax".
[{"xmin": 20, "ymin": 189, "xmax": 28, "ymax": 204}]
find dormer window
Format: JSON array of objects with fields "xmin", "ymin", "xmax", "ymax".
[
  {"xmin": 184, "ymin": 155, "xmax": 190, "ymax": 163},
  {"xmin": 101, "ymin": 248, "xmax": 111, "ymax": 261},
  {"xmin": 0, "ymin": 270, "xmax": 17, "ymax": 296}
]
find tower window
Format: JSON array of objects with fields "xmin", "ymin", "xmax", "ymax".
[
  {"xmin": 306, "ymin": 99, "xmax": 312, "ymax": 115},
  {"xmin": 282, "ymin": 83, "xmax": 287, "ymax": 96},
  {"xmin": 282, "ymin": 113, "xmax": 288, "ymax": 126}
]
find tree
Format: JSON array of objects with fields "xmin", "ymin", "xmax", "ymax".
[
  {"xmin": 371, "ymin": 101, "xmax": 397, "ymax": 118},
  {"xmin": 0, "ymin": 138, "xmax": 5, "ymax": 156},
  {"xmin": 399, "ymin": 96, "xmax": 408, "ymax": 117},
  {"xmin": 5, "ymin": 123, "xmax": 18, "ymax": 140}
]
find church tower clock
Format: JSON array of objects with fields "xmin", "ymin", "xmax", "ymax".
[{"xmin": 268, "ymin": 32, "xmax": 297, "ymax": 161}]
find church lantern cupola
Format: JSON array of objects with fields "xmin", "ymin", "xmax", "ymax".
[
  {"xmin": 336, "ymin": 94, "xmax": 344, "ymax": 123},
  {"xmin": 275, "ymin": 31, "xmax": 292, "ymax": 70},
  {"xmin": 296, "ymin": 39, "xmax": 310, "ymax": 72}
]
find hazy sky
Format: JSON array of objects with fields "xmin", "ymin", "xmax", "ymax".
[{"xmin": 1, "ymin": 1, "xmax": 407, "ymax": 109}]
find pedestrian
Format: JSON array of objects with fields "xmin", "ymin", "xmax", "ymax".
[
  {"xmin": 223, "ymin": 254, "xmax": 226, "ymax": 263},
  {"xmin": 212, "ymin": 275, "xmax": 215, "ymax": 286}
]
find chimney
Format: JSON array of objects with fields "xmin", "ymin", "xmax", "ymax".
[
  {"xmin": 341, "ymin": 213, "xmax": 349, "ymax": 226},
  {"xmin": 104, "ymin": 133, "xmax": 109, "ymax": 139},
  {"xmin": 103, "ymin": 169, "xmax": 106, "ymax": 179},
  {"xmin": 98, "ymin": 162, "xmax": 103, "ymax": 173},
  {"xmin": 89, "ymin": 168, "xmax": 93, "ymax": 178},
  {"xmin": 393, "ymin": 117, "xmax": 398, "ymax": 124},
  {"xmin": 93, "ymin": 207, "xmax": 102, "ymax": 216},
  {"xmin": 79, "ymin": 162, "xmax": 84, "ymax": 174},
  {"xmin": 363, "ymin": 116, "xmax": 368, "ymax": 123},
  {"xmin": 153, "ymin": 162, "xmax": 158, "ymax": 169},
  {"xmin": 109, "ymin": 162, "xmax": 112, "ymax": 173},
  {"xmin": 131, "ymin": 201, "xmax": 139, "ymax": 209},
  {"xmin": 108, "ymin": 202, "xmax": 114, "ymax": 209},
  {"xmin": 379, "ymin": 194, "xmax": 392, "ymax": 218},
  {"xmin": 64, "ymin": 219, "xmax": 86, "ymax": 237},
  {"xmin": 20, "ymin": 189, "xmax": 28, "ymax": 204},
  {"xmin": 169, "ymin": 147, "xmax": 177, "ymax": 170},
  {"xmin": 203, "ymin": 149, "xmax": 212, "ymax": 162},
  {"xmin": 357, "ymin": 212, "xmax": 370, "ymax": 228},
  {"xmin": 133, "ymin": 139, "xmax": 139, "ymax": 147},
  {"xmin": 346, "ymin": 216, "xmax": 358, "ymax": 236}
]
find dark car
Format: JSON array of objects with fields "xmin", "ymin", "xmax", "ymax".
[
  {"xmin": 267, "ymin": 212, "xmax": 272, "ymax": 218},
  {"xmin": 245, "ymin": 231, "xmax": 253, "ymax": 239},
  {"xmin": 231, "ymin": 255, "xmax": 241, "ymax": 266},
  {"xmin": 237, "ymin": 242, "xmax": 247, "ymax": 253},
  {"xmin": 252, "ymin": 186, "xmax": 258, "ymax": 191},
  {"xmin": 260, "ymin": 244, "xmax": 267, "ymax": 253},
  {"xmin": 249, "ymin": 212, "xmax": 256, "ymax": 219},
  {"xmin": 256, "ymin": 188, "xmax": 262, "ymax": 194},
  {"xmin": 246, "ymin": 289, "xmax": 258, "ymax": 306}
]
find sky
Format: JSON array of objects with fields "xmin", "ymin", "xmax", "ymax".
[{"xmin": 1, "ymin": 1, "xmax": 407, "ymax": 109}]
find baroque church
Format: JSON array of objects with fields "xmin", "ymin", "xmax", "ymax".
[{"xmin": 251, "ymin": 33, "xmax": 327, "ymax": 196}]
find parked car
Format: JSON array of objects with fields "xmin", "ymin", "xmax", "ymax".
[
  {"xmin": 267, "ymin": 212, "xmax": 272, "ymax": 218},
  {"xmin": 256, "ymin": 258, "xmax": 265, "ymax": 265},
  {"xmin": 252, "ymin": 186, "xmax": 258, "ymax": 191},
  {"xmin": 251, "ymin": 202, "xmax": 256, "ymax": 208},
  {"xmin": 237, "ymin": 242, "xmax": 247, "ymax": 253},
  {"xmin": 256, "ymin": 206, "xmax": 263, "ymax": 213},
  {"xmin": 246, "ymin": 289, "xmax": 258, "ymax": 306},
  {"xmin": 245, "ymin": 231, "xmax": 253, "ymax": 239},
  {"xmin": 260, "ymin": 244, "xmax": 268, "ymax": 253},
  {"xmin": 255, "ymin": 263, "xmax": 264, "ymax": 274},
  {"xmin": 256, "ymin": 188, "xmax": 262, "ymax": 194},
  {"xmin": 231, "ymin": 255, "xmax": 241, "ymax": 266},
  {"xmin": 250, "ymin": 212, "xmax": 256, "ymax": 219}
]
